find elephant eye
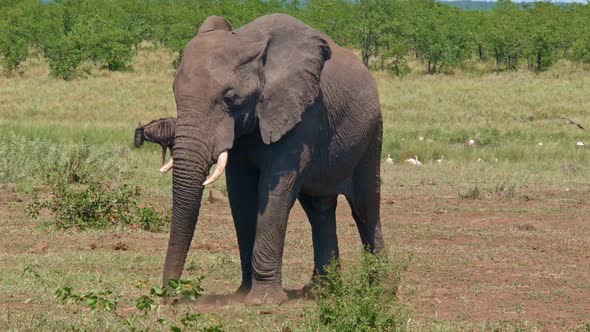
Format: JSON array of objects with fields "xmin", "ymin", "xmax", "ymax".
[{"xmin": 224, "ymin": 89, "xmax": 238, "ymax": 108}]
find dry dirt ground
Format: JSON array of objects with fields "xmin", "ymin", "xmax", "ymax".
[{"xmin": 1, "ymin": 184, "xmax": 589, "ymax": 330}]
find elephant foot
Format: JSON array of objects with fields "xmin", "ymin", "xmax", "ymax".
[
  {"xmin": 243, "ymin": 284, "xmax": 288, "ymax": 306},
  {"xmin": 232, "ymin": 282, "xmax": 251, "ymax": 300}
]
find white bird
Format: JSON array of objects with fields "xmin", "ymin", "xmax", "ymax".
[
  {"xmin": 385, "ymin": 154, "xmax": 394, "ymax": 164},
  {"xmin": 468, "ymin": 139, "xmax": 476, "ymax": 146},
  {"xmin": 436, "ymin": 155, "xmax": 444, "ymax": 163},
  {"xmin": 576, "ymin": 141, "xmax": 585, "ymax": 147},
  {"xmin": 419, "ymin": 136, "xmax": 424, "ymax": 141},
  {"xmin": 477, "ymin": 158, "xmax": 483, "ymax": 162},
  {"xmin": 405, "ymin": 155, "xmax": 422, "ymax": 166},
  {"xmin": 537, "ymin": 142, "xmax": 543, "ymax": 146}
]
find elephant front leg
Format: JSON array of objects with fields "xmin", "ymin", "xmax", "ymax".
[
  {"xmin": 226, "ymin": 163, "xmax": 259, "ymax": 298},
  {"xmin": 244, "ymin": 178, "xmax": 301, "ymax": 306}
]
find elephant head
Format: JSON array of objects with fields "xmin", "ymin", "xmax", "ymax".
[{"xmin": 162, "ymin": 14, "xmax": 331, "ymax": 288}]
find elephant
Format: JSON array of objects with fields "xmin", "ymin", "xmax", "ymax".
[{"xmin": 163, "ymin": 13, "xmax": 385, "ymax": 305}]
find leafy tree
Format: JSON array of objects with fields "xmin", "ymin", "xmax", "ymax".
[
  {"xmin": 44, "ymin": 33, "xmax": 85, "ymax": 80},
  {"xmin": 414, "ymin": 3, "xmax": 472, "ymax": 74},
  {"xmin": 486, "ymin": 0, "xmax": 526, "ymax": 71},
  {"xmin": 355, "ymin": 0, "xmax": 389, "ymax": 67},
  {"xmin": 304, "ymin": 0, "xmax": 355, "ymax": 47},
  {"xmin": 73, "ymin": 15, "xmax": 136, "ymax": 71},
  {"xmin": 573, "ymin": 31, "xmax": 590, "ymax": 64},
  {"xmin": 465, "ymin": 11, "xmax": 491, "ymax": 61},
  {"xmin": 0, "ymin": 2, "xmax": 37, "ymax": 74},
  {"xmin": 523, "ymin": 3, "xmax": 561, "ymax": 71}
]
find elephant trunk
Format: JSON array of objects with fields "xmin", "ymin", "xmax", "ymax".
[{"xmin": 162, "ymin": 125, "xmax": 211, "ymax": 289}]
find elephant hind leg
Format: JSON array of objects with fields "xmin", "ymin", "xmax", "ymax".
[
  {"xmin": 298, "ymin": 193, "xmax": 339, "ymax": 280},
  {"xmin": 345, "ymin": 193, "xmax": 385, "ymax": 254},
  {"xmin": 345, "ymin": 131, "xmax": 385, "ymax": 254}
]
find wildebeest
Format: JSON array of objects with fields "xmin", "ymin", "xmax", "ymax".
[{"xmin": 134, "ymin": 118, "xmax": 176, "ymax": 172}]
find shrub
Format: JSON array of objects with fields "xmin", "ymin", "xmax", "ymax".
[
  {"xmin": 459, "ymin": 182, "xmax": 518, "ymax": 200},
  {"xmin": 137, "ymin": 205, "xmax": 170, "ymax": 233},
  {"xmin": 44, "ymin": 36, "xmax": 85, "ymax": 80},
  {"xmin": 28, "ymin": 180, "xmax": 169, "ymax": 231},
  {"xmin": 304, "ymin": 250, "xmax": 409, "ymax": 332},
  {"xmin": 458, "ymin": 185, "xmax": 482, "ymax": 200}
]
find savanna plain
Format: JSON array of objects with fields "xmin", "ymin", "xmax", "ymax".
[{"xmin": 1, "ymin": 49, "xmax": 589, "ymax": 331}]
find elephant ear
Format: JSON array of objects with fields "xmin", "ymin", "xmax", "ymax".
[
  {"xmin": 197, "ymin": 16, "xmax": 232, "ymax": 35},
  {"xmin": 252, "ymin": 14, "xmax": 332, "ymax": 144}
]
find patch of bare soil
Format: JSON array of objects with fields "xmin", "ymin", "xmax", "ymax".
[
  {"xmin": 376, "ymin": 189, "xmax": 590, "ymax": 328},
  {"xmin": 1, "ymin": 187, "xmax": 589, "ymax": 328}
]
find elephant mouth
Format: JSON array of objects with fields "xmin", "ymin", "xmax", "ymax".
[{"xmin": 160, "ymin": 151, "xmax": 228, "ymax": 187}]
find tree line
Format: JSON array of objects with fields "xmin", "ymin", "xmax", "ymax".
[{"xmin": 1, "ymin": 0, "xmax": 589, "ymax": 79}]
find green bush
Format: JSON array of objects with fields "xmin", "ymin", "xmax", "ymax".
[
  {"xmin": 28, "ymin": 180, "xmax": 169, "ymax": 231},
  {"xmin": 137, "ymin": 205, "xmax": 170, "ymax": 233},
  {"xmin": 304, "ymin": 250, "xmax": 409, "ymax": 332},
  {"xmin": 44, "ymin": 35, "xmax": 85, "ymax": 80}
]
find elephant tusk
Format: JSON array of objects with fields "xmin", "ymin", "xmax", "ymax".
[
  {"xmin": 160, "ymin": 158, "xmax": 174, "ymax": 173},
  {"xmin": 203, "ymin": 151, "xmax": 228, "ymax": 186}
]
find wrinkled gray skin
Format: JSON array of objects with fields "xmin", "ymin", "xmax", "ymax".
[{"xmin": 163, "ymin": 14, "xmax": 384, "ymax": 305}]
